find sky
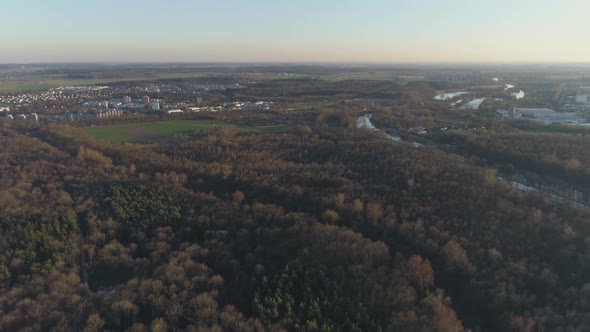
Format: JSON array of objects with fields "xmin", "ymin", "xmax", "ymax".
[{"xmin": 2, "ymin": 0, "xmax": 590, "ymax": 63}]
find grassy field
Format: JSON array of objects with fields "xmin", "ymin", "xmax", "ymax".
[
  {"xmin": 0, "ymin": 77, "xmax": 138, "ymax": 94},
  {"xmin": 0, "ymin": 72, "xmax": 213, "ymax": 94},
  {"xmin": 319, "ymin": 71, "xmax": 398, "ymax": 82},
  {"xmin": 84, "ymin": 120, "xmax": 290, "ymax": 144},
  {"xmin": 398, "ymin": 75, "xmax": 426, "ymax": 81},
  {"xmin": 546, "ymin": 74, "xmax": 590, "ymax": 80}
]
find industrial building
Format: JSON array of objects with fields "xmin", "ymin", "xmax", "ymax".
[{"xmin": 516, "ymin": 108, "xmax": 586, "ymax": 125}]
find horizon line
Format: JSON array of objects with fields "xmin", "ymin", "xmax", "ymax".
[{"xmin": 2, "ymin": 60, "xmax": 590, "ymax": 68}]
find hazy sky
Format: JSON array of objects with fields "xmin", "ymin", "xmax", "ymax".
[{"xmin": 3, "ymin": 0, "xmax": 590, "ymax": 63}]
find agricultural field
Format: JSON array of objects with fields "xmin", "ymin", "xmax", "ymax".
[
  {"xmin": 319, "ymin": 71, "xmax": 398, "ymax": 82},
  {"xmin": 0, "ymin": 73, "xmax": 203, "ymax": 94},
  {"xmin": 398, "ymin": 75, "xmax": 426, "ymax": 81},
  {"xmin": 84, "ymin": 119, "xmax": 290, "ymax": 144}
]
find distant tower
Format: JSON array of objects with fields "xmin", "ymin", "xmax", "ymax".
[
  {"xmin": 509, "ymin": 106, "xmax": 520, "ymax": 119},
  {"xmin": 142, "ymin": 96, "xmax": 150, "ymax": 104},
  {"xmin": 123, "ymin": 96, "xmax": 132, "ymax": 103}
]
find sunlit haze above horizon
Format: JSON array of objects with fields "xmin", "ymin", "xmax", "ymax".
[{"xmin": 3, "ymin": 0, "xmax": 590, "ymax": 64}]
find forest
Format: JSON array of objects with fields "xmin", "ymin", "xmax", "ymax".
[
  {"xmin": 439, "ymin": 124, "xmax": 590, "ymax": 197},
  {"xmin": 0, "ymin": 112, "xmax": 589, "ymax": 332}
]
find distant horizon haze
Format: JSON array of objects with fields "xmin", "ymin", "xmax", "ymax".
[
  {"xmin": 3, "ymin": 0, "xmax": 590, "ymax": 63},
  {"xmin": 2, "ymin": 61, "xmax": 590, "ymax": 67}
]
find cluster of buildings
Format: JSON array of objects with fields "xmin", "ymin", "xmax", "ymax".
[
  {"xmin": 104, "ymin": 83, "xmax": 244, "ymax": 96},
  {"xmin": 82, "ymin": 95, "xmax": 156, "ymax": 111},
  {"xmin": 186, "ymin": 84, "xmax": 244, "ymax": 92},
  {"xmin": 495, "ymin": 84, "xmax": 590, "ymax": 126},
  {"xmin": 164, "ymin": 101, "xmax": 275, "ymax": 115},
  {"xmin": 0, "ymin": 89, "xmax": 67, "ymax": 106},
  {"xmin": 2, "ymin": 92, "xmax": 276, "ymax": 122},
  {"xmin": 0, "ymin": 82, "xmax": 241, "ymax": 112},
  {"xmin": 3, "ymin": 109, "xmax": 123, "ymax": 123},
  {"xmin": 0, "ymin": 86, "xmax": 110, "ymax": 107},
  {"xmin": 108, "ymin": 84, "xmax": 186, "ymax": 95},
  {"xmin": 0, "ymin": 80, "xmax": 272, "ymax": 124},
  {"xmin": 46, "ymin": 109, "xmax": 124, "ymax": 122},
  {"xmin": 4, "ymin": 112, "xmax": 39, "ymax": 122},
  {"xmin": 434, "ymin": 84, "xmax": 590, "ymax": 128},
  {"xmin": 562, "ymin": 87, "xmax": 590, "ymax": 112},
  {"xmin": 496, "ymin": 107, "xmax": 588, "ymax": 126}
]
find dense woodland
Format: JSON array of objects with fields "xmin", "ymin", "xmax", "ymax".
[
  {"xmin": 439, "ymin": 126, "xmax": 590, "ymax": 197},
  {"xmin": 1, "ymin": 110, "xmax": 590, "ymax": 332},
  {"xmin": 1, "ymin": 66, "xmax": 589, "ymax": 331}
]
